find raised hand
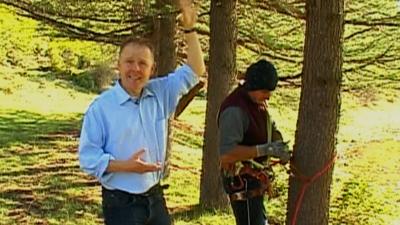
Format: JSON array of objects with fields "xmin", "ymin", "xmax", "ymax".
[{"xmin": 178, "ymin": 0, "xmax": 197, "ymax": 29}]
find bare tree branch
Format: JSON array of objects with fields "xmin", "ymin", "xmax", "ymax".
[
  {"xmin": 279, "ymin": 72, "xmax": 302, "ymax": 81},
  {"xmin": 343, "ymin": 45, "xmax": 394, "ymax": 73},
  {"xmin": 240, "ymin": 0, "xmax": 400, "ymax": 29},
  {"xmin": 237, "ymin": 38, "xmax": 301, "ymax": 64},
  {"xmin": 344, "ymin": 27, "xmax": 374, "ymax": 40},
  {"xmin": 346, "ymin": 19, "xmax": 400, "ymax": 27},
  {"xmin": 246, "ymin": 0, "xmax": 305, "ymax": 20}
]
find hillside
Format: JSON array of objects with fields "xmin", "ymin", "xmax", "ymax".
[
  {"xmin": 0, "ymin": 1, "xmax": 399, "ymax": 224},
  {"xmin": 1, "ymin": 68, "xmax": 399, "ymax": 224}
]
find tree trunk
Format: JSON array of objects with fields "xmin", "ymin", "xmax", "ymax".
[
  {"xmin": 286, "ymin": 0, "xmax": 344, "ymax": 225},
  {"xmin": 153, "ymin": 1, "xmax": 177, "ymax": 76},
  {"xmin": 153, "ymin": 0, "xmax": 177, "ymax": 178},
  {"xmin": 200, "ymin": 0, "xmax": 237, "ymax": 208}
]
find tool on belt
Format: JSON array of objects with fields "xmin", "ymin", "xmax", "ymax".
[
  {"xmin": 223, "ymin": 109, "xmax": 277, "ymax": 201},
  {"xmin": 226, "ymin": 159, "xmax": 274, "ymax": 201}
]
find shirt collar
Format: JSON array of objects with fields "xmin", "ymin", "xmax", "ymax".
[{"xmin": 114, "ymin": 80, "xmax": 155, "ymax": 105}]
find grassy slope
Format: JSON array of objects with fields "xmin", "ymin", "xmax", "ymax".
[
  {"xmin": 1, "ymin": 68, "xmax": 399, "ymax": 224},
  {"xmin": 0, "ymin": 2, "xmax": 399, "ymax": 224}
]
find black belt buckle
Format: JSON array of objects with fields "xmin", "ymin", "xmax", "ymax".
[
  {"xmin": 142, "ymin": 183, "xmax": 169, "ymax": 196},
  {"xmin": 160, "ymin": 184, "xmax": 169, "ymax": 190}
]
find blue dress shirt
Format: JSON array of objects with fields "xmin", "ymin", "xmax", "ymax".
[{"xmin": 79, "ymin": 64, "xmax": 198, "ymax": 194}]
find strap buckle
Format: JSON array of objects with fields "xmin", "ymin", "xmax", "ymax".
[{"xmin": 229, "ymin": 188, "xmax": 265, "ymax": 201}]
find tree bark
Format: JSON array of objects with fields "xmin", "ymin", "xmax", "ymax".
[
  {"xmin": 153, "ymin": 1, "xmax": 177, "ymax": 76},
  {"xmin": 153, "ymin": 0, "xmax": 178, "ymax": 178},
  {"xmin": 200, "ymin": 0, "xmax": 237, "ymax": 208},
  {"xmin": 286, "ymin": 0, "xmax": 344, "ymax": 225}
]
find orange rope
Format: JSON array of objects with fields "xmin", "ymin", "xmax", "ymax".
[{"xmin": 289, "ymin": 154, "xmax": 337, "ymax": 225}]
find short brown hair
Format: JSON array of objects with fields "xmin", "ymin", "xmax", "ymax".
[{"xmin": 119, "ymin": 37, "xmax": 155, "ymax": 58}]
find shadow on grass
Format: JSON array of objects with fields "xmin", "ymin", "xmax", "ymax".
[
  {"xmin": 170, "ymin": 204, "xmax": 203, "ymax": 220},
  {"xmin": 170, "ymin": 204, "xmax": 284, "ymax": 225},
  {"xmin": 0, "ymin": 109, "xmax": 81, "ymax": 148},
  {"xmin": 171, "ymin": 204, "xmax": 228, "ymax": 222},
  {"xmin": 0, "ymin": 108, "xmax": 104, "ymax": 224},
  {"xmin": 0, "ymin": 161, "xmax": 103, "ymax": 224},
  {"xmin": 0, "ymin": 162, "xmax": 103, "ymax": 224},
  {"xmin": 1, "ymin": 181, "xmax": 102, "ymax": 224}
]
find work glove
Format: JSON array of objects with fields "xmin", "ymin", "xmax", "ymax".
[{"xmin": 256, "ymin": 141, "xmax": 291, "ymax": 164}]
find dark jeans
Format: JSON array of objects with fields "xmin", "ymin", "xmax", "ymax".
[
  {"xmin": 102, "ymin": 185, "xmax": 171, "ymax": 225},
  {"xmin": 230, "ymin": 196, "xmax": 267, "ymax": 225}
]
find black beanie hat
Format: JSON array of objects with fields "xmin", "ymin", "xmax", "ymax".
[{"xmin": 244, "ymin": 59, "xmax": 278, "ymax": 91}]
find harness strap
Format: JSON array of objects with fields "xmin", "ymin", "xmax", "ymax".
[
  {"xmin": 266, "ymin": 109, "xmax": 272, "ymax": 143},
  {"xmin": 229, "ymin": 187, "xmax": 265, "ymax": 201}
]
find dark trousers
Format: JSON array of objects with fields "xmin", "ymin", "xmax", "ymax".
[
  {"xmin": 102, "ymin": 185, "xmax": 171, "ymax": 225},
  {"xmin": 230, "ymin": 196, "xmax": 267, "ymax": 225}
]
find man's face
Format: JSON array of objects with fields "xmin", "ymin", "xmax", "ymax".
[
  {"xmin": 118, "ymin": 43, "xmax": 155, "ymax": 97},
  {"xmin": 248, "ymin": 89, "xmax": 272, "ymax": 105}
]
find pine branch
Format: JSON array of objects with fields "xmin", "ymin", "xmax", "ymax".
[
  {"xmin": 346, "ymin": 19, "xmax": 400, "ymax": 27},
  {"xmin": 279, "ymin": 72, "xmax": 302, "ymax": 81},
  {"xmin": 250, "ymin": 0, "xmax": 305, "ymax": 20},
  {"xmin": 0, "ymin": 0, "xmax": 154, "ymax": 44},
  {"xmin": 343, "ymin": 45, "xmax": 394, "ymax": 73},
  {"xmin": 344, "ymin": 27, "xmax": 374, "ymax": 40},
  {"xmin": 243, "ymin": 0, "xmax": 400, "ymax": 29},
  {"xmin": 237, "ymin": 39, "xmax": 301, "ymax": 64}
]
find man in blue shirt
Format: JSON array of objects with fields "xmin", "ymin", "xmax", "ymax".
[{"xmin": 78, "ymin": 1, "xmax": 205, "ymax": 224}]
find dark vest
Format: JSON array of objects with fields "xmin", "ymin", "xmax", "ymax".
[
  {"xmin": 219, "ymin": 86, "xmax": 272, "ymax": 193},
  {"xmin": 219, "ymin": 86, "xmax": 268, "ymax": 146}
]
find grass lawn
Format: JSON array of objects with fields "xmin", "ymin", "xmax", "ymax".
[{"xmin": 0, "ymin": 69, "xmax": 399, "ymax": 224}]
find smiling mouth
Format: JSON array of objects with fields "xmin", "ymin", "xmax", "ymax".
[{"xmin": 128, "ymin": 75, "xmax": 141, "ymax": 82}]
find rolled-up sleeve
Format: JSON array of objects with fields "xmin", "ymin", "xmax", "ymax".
[
  {"xmin": 164, "ymin": 64, "xmax": 199, "ymax": 116},
  {"xmin": 168, "ymin": 64, "xmax": 198, "ymax": 94},
  {"xmin": 78, "ymin": 106, "xmax": 114, "ymax": 182},
  {"xmin": 149, "ymin": 64, "xmax": 199, "ymax": 118}
]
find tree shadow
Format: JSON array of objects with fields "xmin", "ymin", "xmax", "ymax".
[
  {"xmin": 0, "ymin": 168, "xmax": 103, "ymax": 224},
  {"xmin": 0, "ymin": 109, "xmax": 81, "ymax": 148},
  {"xmin": 170, "ymin": 202, "xmax": 283, "ymax": 225},
  {"xmin": 2, "ymin": 184, "xmax": 103, "ymax": 225},
  {"xmin": 170, "ymin": 204, "xmax": 232, "ymax": 222},
  {"xmin": 170, "ymin": 204, "xmax": 209, "ymax": 221},
  {"xmin": 0, "ymin": 108, "xmax": 106, "ymax": 223}
]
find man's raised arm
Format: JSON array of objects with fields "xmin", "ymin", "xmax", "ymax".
[{"xmin": 179, "ymin": 0, "xmax": 206, "ymax": 76}]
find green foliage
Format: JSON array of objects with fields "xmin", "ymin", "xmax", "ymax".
[
  {"xmin": 46, "ymin": 40, "xmax": 116, "ymax": 72},
  {"xmin": 89, "ymin": 63, "xmax": 117, "ymax": 91},
  {"xmin": 1, "ymin": 0, "xmax": 400, "ymax": 96},
  {"xmin": 70, "ymin": 63, "xmax": 116, "ymax": 92},
  {"xmin": 342, "ymin": 0, "xmax": 400, "ymax": 89},
  {"xmin": 236, "ymin": 3, "xmax": 303, "ymax": 76},
  {"xmin": 0, "ymin": 6, "xmax": 43, "ymax": 68},
  {"xmin": 70, "ymin": 71, "xmax": 97, "ymax": 91},
  {"xmin": 236, "ymin": 0, "xmax": 400, "ymax": 97},
  {"xmin": 0, "ymin": 5, "xmax": 117, "ymax": 91}
]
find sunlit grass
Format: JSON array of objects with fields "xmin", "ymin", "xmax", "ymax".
[
  {"xmin": 330, "ymin": 140, "xmax": 400, "ymax": 225},
  {"xmin": 1, "ymin": 64, "xmax": 399, "ymax": 224},
  {"xmin": 0, "ymin": 68, "xmax": 94, "ymax": 114}
]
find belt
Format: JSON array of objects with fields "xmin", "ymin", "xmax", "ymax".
[
  {"xmin": 102, "ymin": 183, "xmax": 169, "ymax": 197},
  {"xmin": 229, "ymin": 187, "xmax": 265, "ymax": 201},
  {"xmin": 142, "ymin": 183, "xmax": 169, "ymax": 196}
]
